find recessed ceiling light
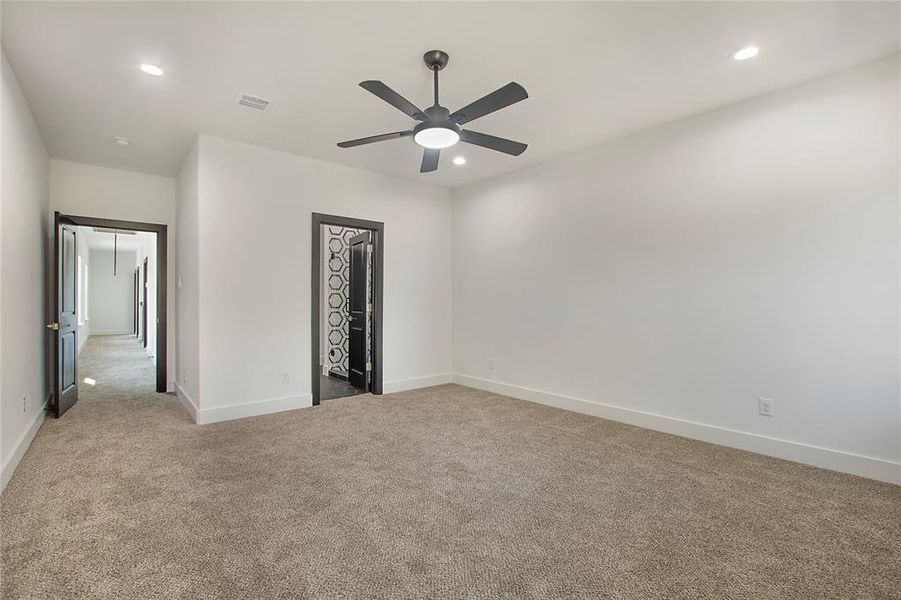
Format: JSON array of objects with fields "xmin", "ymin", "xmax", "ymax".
[
  {"xmin": 453, "ymin": 156, "xmax": 466, "ymax": 166},
  {"xmin": 140, "ymin": 63, "xmax": 164, "ymax": 76},
  {"xmin": 113, "ymin": 137, "xmax": 131, "ymax": 147},
  {"xmin": 732, "ymin": 46, "xmax": 759, "ymax": 61}
]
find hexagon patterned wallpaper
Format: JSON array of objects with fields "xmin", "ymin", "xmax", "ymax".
[{"xmin": 324, "ymin": 225, "xmax": 372, "ymax": 379}]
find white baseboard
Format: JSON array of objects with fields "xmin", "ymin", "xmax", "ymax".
[
  {"xmin": 175, "ymin": 383, "xmax": 198, "ymax": 422},
  {"xmin": 453, "ymin": 374, "xmax": 901, "ymax": 486},
  {"xmin": 383, "ymin": 373, "xmax": 453, "ymax": 394},
  {"xmin": 1, "ymin": 406, "xmax": 46, "ymax": 493},
  {"xmin": 90, "ymin": 330, "xmax": 134, "ymax": 336},
  {"xmin": 196, "ymin": 393, "xmax": 313, "ymax": 425}
]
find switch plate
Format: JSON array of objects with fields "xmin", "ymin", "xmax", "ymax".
[{"xmin": 758, "ymin": 397, "xmax": 774, "ymax": 417}]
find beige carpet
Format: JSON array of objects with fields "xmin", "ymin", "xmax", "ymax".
[{"xmin": 2, "ymin": 336, "xmax": 899, "ymax": 599}]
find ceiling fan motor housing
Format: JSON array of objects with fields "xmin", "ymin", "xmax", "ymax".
[
  {"xmin": 415, "ymin": 106, "xmax": 460, "ymax": 133},
  {"xmin": 423, "ymin": 50, "xmax": 449, "ymax": 71}
]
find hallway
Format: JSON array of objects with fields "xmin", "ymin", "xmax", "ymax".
[{"xmin": 78, "ymin": 335, "xmax": 158, "ymax": 403}]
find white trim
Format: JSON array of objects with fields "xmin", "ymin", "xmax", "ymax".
[
  {"xmin": 1, "ymin": 406, "xmax": 46, "ymax": 493},
  {"xmin": 175, "ymin": 383, "xmax": 198, "ymax": 422},
  {"xmin": 383, "ymin": 373, "xmax": 453, "ymax": 394},
  {"xmin": 90, "ymin": 329, "xmax": 134, "ymax": 335},
  {"xmin": 196, "ymin": 393, "xmax": 312, "ymax": 425},
  {"xmin": 453, "ymin": 374, "xmax": 901, "ymax": 486},
  {"xmin": 167, "ymin": 380, "xmax": 175, "ymax": 394}
]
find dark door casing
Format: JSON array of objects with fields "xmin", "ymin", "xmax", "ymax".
[
  {"xmin": 134, "ymin": 268, "xmax": 139, "ymax": 336},
  {"xmin": 347, "ymin": 231, "xmax": 370, "ymax": 391},
  {"xmin": 142, "ymin": 257, "xmax": 149, "ymax": 348},
  {"xmin": 52, "ymin": 214, "xmax": 79, "ymax": 417}
]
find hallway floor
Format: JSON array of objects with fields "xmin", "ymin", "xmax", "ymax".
[
  {"xmin": 77, "ymin": 334, "xmax": 157, "ymax": 403},
  {"xmin": 1, "ymin": 340, "xmax": 899, "ymax": 597}
]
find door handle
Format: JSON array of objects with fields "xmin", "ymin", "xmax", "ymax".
[{"xmin": 46, "ymin": 322, "xmax": 59, "ymax": 330}]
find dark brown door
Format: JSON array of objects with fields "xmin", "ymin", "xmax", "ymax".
[
  {"xmin": 142, "ymin": 257, "xmax": 148, "ymax": 348},
  {"xmin": 51, "ymin": 213, "xmax": 78, "ymax": 417},
  {"xmin": 347, "ymin": 231, "xmax": 370, "ymax": 391},
  {"xmin": 134, "ymin": 268, "xmax": 139, "ymax": 335}
]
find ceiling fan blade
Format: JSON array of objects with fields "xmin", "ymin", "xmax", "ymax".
[
  {"xmin": 460, "ymin": 130, "xmax": 527, "ymax": 156},
  {"xmin": 337, "ymin": 130, "xmax": 413, "ymax": 148},
  {"xmin": 420, "ymin": 148, "xmax": 440, "ymax": 173},
  {"xmin": 360, "ymin": 81, "xmax": 426, "ymax": 121},
  {"xmin": 450, "ymin": 82, "xmax": 528, "ymax": 125}
]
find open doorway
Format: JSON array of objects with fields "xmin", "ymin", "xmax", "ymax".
[
  {"xmin": 311, "ymin": 214, "xmax": 383, "ymax": 406},
  {"xmin": 50, "ymin": 213, "xmax": 167, "ymax": 418}
]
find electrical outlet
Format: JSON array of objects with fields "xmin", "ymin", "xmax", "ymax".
[
  {"xmin": 281, "ymin": 372, "xmax": 289, "ymax": 385},
  {"xmin": 22, "ymin": 395, "xmax": 26, "ymax": 413},
  {"xmin": 758, "ymin": 397, "xmax": 774, "ymax": 417},
  {"xmin": 488, "ymin": 359, "xmax": 495, "ymax": 372}
]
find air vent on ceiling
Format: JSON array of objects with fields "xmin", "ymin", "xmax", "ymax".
[
  {"xmin": 93, "ymin": 227, "xmax": 136, "ymax": 235},
  {"xmin": 237, "ymin": 93, "xmax": 271, "ymax": 111}
]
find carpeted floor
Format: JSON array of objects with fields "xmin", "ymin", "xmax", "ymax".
[{"xmin": 1, "ymin": 336, "xmax": 899, "ymax": 599}]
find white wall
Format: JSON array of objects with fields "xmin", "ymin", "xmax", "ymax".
[
  {"xmin": 75, "ymin": 229, "xmax": 90, "ymax": 354},
  {"xmin": 50, "ymin": 160, "xmax": 176, "ymax": 388},
  {"xmin": 453, "ymin": 57, "xmax": 900, "ymax": 484},
  {"xmin": 1, "ymin": 52, "xmax": 49, "ymax": 490},
  {"xmin": 176, "ymin": 134, "xmax": 453, "ymax": 423},
  {"xmin": 175, "ymin": 140, "xmax": 199, "ymax": 413},
  {"xmin": 88, "ymin": 248, "xmax": 136, "ymax": 334}
]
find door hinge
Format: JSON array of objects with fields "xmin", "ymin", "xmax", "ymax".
[
  {"xmin": 367, "ymin": 303, "xmax": 373, "ymax": 312},
  {"xmin": 366, "ymin": 362, "xmax": 372, "ymax": 371},
  {"xmin": 46, "ymin": 322, "xmax": 60, "ymax": 330}
]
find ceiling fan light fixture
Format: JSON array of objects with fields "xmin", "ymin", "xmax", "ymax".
[{"xmin": 413, "ymin": 125, "xmax": 460, "ymax": 149}]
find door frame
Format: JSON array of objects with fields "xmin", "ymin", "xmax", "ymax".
[
  {"xmin": 142, "ymin": 256, "xmax": 149, "ymax": 348},
  {"xmin": 134, "ymin": 268, "xmax": 140, "ymax": 336},
  {"xmin": 54, "ymin": 213, "xmax": 168, "ymax": 394},
  {"xmin": 311, "ymin": 213, "xmax": 384, "ymax": 406}
]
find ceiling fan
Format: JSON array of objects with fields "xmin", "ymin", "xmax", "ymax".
[{"xmin": 337, "ymin": 50, "xmax": 528, "ymax": 173}]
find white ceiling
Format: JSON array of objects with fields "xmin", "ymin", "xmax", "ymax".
[
  {"xmin": 3, "ymin": 2, "xmax": 898, "ymax": 190},
  {"xmin": 79, "ymin": 227, "xmax": 154, "ymax": 253}
]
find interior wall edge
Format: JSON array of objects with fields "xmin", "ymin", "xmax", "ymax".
[
  {"xmin": 0, "ymin": 402, "xmax": 46, "ymax": 493},
  {"xmin": 175, "ymin": 383, "xmax": 198, "ymax": 423},
  {"xmin": 194, "ymin": 392, "xmax": 314, "ymax": 425},
  {"xmin": 452, "ymin": 374, "xmax": 901, "ymax": 485}
]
